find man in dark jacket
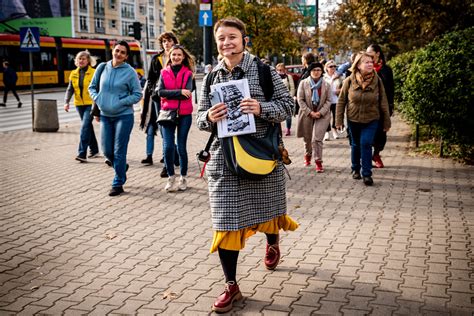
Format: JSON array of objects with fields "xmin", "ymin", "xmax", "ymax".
[{"xmin": 1, "ymin": 61, "xmax": 22, "ymax": 108}]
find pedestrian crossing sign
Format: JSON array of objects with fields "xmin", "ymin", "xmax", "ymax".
[{"xmin": 20, "ymin": 27, "xmax": 40, "ymax": 52}]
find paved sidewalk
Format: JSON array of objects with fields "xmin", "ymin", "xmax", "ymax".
[{"xmin": 0, "ymin": 115, "xmax": 473, "ymax": 315}]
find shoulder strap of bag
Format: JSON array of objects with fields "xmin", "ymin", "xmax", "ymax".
[
  {"xmin": 95, "ymin": 62, "xmax": 106, "ymax": 93},
  {"xmin": 255, "ymin": 58, "xmax": 274, "ymax": 102},
  {"xmin": 176, "ymin": 70, "xmax": 187, "ymax": 113},
  {"xmin": 202, "ymin": 58, "xmax": 275, "ymax": 153}
]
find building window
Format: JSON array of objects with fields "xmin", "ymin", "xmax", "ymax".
[
  {"xmin": 79, "ymin": 0, "xmax": 87, "ymax": 11},
  {"xmin": 94, "ymin": 0, "xmax": 104, "ymax": 15},
  {"xmin": 121, "ymin": 3, "xmax": 135, "ymax": 19},
  {"xmin": 148, "ymin": 8, "xmax": 154, "ymax": 21},
  {"xmin": 149, "ymin": 41, "xmax": 155, "ymax": 50},
  {"xmin": 139, "ymin": 5, "xmax": 146, "ymax": 15},
  {"xmin": 79, "ymin": 16, "xmax": 88, "ymax": 32},
  {"xmin": 149, "ymin": 25, "xmax": 155, "ymax": 38},
  {"xmin": 110, "ymin": 19, "xmax": 116, "ymax": 29},
  {"xmin": 122, "ymin": 21, "xmax": 133, "ymax": 37},
  {"xmin": 110, "ymin": 0, "xmax": 116, "ymax": 9},
  {"xmin": 95, "ymin": 18, "xmax": 105, "ymax": 33}
]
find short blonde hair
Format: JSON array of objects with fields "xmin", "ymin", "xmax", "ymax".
[
  {"xmin": 74, "ymin": 50, "xmax": 96, "ymax": 67},
  {"xmin": 324, "ymin": 59, "xmax": 336, "ymax": 72},
  {"xmin": 350, "ymin": 51, "xmax": 373, "ymax": 74}
]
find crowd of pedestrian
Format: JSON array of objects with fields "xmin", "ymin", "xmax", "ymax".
[{"xmin": 0, "ymin": 15, "xmax": 396, "ymax": 313}]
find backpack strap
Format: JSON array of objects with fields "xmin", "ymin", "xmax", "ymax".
[{"xmin": 255, "ymin": 58, "xmax": 274, "ymax": 101}]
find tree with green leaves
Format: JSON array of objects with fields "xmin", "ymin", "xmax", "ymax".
[
  {"xmin": 173, "ymin": 3, "xmax": 203, "ymax": 65},
  {"xmin": 214, "ymin": 0, "xmax": 304, "ymax": 58},
  {"xmin": 322, "ymin": 0, "xmax": 473, "ymax": 58}
]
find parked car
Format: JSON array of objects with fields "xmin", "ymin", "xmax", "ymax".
[{"xmin": 285, "ymin": 65, "xmax": 303, "ymax": 85}]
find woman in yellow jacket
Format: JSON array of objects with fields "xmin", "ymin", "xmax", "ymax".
[{"xmin": 64, "ymin": 51, "xmax": 99, "ymax": 162}]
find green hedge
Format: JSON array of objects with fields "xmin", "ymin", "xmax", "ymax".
[{"xmin": 388, "ymin": 27, "xmax": 474, "ymax": 159}]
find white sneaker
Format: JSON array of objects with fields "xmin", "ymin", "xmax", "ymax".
[
  {"xmin": 324, "ymin": 132, "xmax": 330, "ymax": 141},
  {"xmin": 178, "ymin": 176, "xmax": 187, "ymax": 191},
  {"xmin": 165, "ymin": 175, "xmax": 177, "ymax": 192},
  {"xmin": 332, "ymin": 131, "xmax": 339, "ymax": 139}
]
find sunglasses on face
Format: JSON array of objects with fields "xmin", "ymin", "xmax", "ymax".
[{"xmin": 328, "ymin": 65, "xmax": 336, "ymax": 68}]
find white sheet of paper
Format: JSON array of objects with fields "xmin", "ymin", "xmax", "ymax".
[{"xmin": 210, "ymin": 78, "xmax": 256, "ymax": 138}]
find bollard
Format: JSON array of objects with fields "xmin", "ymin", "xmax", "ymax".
[{"xmin": 34, "ymin": 99, "xmax": 59, "ymax": 132}]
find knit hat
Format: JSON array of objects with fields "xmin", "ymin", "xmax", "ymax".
[{"xmin": 307, "ymin": 62, "xmax": 324, "ymax": 73}]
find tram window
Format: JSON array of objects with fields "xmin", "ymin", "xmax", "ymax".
[{"xmin": 66, "ymin": 53, "xmax": 76, "ymax": 70}]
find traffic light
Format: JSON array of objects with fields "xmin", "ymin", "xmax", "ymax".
[{"xmin": 130, "ymin": 22, "xmax": 142, "ymax": 40}]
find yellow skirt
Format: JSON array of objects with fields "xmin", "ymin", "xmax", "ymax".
[{"xmin": 210, "ymin": 214, "xmax": 299, "ymax": 253}]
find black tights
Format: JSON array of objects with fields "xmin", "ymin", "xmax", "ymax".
[{"xmin": 218, "ymin": 233, "xmax": 278, "ymax": 283}]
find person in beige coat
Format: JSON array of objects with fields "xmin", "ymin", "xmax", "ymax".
[{"xmin": 296, "ymin": 62, "xmax": 331, "ymax": 172}]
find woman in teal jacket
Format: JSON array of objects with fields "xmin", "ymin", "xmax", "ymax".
[{"xmin": 89, "ymin": 41, "xmax": 142, "ymax": 196}]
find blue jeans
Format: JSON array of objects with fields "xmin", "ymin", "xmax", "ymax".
[
  {"xmin": 161, "ymin": 114, "xmax": 192, "ymax": 177},
  {"xmin": 101, "ymin": 114, "xmax": 134, "ymax": 187},
  {"xmin": 347, "ymin": 120, "xmax": 378, "ymax": 177},
  {"xmin": 146, "ymin": 124, "xmax": 156, "ymax": 156},
  {"xmin": 76, "ymin": 105, "xmax": 98, "ymax": 157}
]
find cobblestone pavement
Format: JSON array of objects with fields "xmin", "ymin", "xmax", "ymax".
[{"xmin": 0, "ymin": 115, "xmax": 473, "ymax": 315}]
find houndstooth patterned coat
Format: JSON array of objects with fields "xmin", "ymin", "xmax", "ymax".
[{"xmin": 196, "ymin": 53, "xmax": 294, "ymax": 231}]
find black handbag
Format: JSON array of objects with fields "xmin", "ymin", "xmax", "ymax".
[{"xmin": 157, "ymin": 109, "xmax": 178, "ymax": 125}]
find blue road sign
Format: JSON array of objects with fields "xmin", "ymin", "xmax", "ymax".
[
  {"xmin": 20, "ymin": 27, "xmax": 40, "ymax": 52},
  {"xmin": 199, "ymin": 10, "xmax": 212, "ymax": 27}
]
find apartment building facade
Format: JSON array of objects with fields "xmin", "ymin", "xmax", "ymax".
[{"xmin": 72, "ymin": 0, "xmax": 170, "ymax": 50}]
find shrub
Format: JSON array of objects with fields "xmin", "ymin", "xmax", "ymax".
[
  {"xmin": 396, "ymin": 27, "xmax": 474, "ymax": 159},
  {"xmin": 388, "ymin": 50, "xmax": 417, "ymax": 107}
]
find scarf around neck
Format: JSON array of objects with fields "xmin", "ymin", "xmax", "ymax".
[
  {"xmin": 356, "ymin": 71, "xmax": 375, "ymax": 90},
  {"xmin": 309, "ymin": 76, "xmax": 323, "ymax": 104},
  {"xmin": 373, "ymin": 59, "xmax": 383, "ymax": 73}
]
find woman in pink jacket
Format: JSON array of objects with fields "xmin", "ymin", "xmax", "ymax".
[{"xmin": 156, "ymin": 45, "xmax": 195, "ymax": 192}]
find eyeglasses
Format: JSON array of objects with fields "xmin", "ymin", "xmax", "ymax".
[{"xmin": 328, "ymin": 65, "xmax": 336, "ymax": 68}]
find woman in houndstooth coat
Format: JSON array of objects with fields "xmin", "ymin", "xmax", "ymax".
[{"xmin": 196, "ymin": 17, "xmax": 299, "ymax": 313}]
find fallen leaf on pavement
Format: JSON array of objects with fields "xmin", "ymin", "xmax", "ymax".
[
  {"xmin": 162, "ymin": 291, "xmax": 178, "ymax": 299},
  {"xmin": 105, "ymin": 232, "xmax": 117, "ymax": 240}
]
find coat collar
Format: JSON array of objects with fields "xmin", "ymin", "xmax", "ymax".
[{"xmin": 212, "ymin": 52, "xmax": 255, "ymax": 78}]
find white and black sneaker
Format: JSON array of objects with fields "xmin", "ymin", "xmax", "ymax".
[{"xmin": 75, "ymin": 155, "xmax": 87, "ymax": 163}]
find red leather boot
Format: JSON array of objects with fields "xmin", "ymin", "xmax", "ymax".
[
  {"xmin": 372, "ymin": 154, "xmax": 384, "ymax": 168},
  {"xmin": 304, "ymin": 154, "xmax": 311, "ymax": 166},
  {"xmin": 264, "ymin": 243, "xmax": 281, "ymax": 270},
  {"xmin": 212, "ymin": 281, "xmax": 243, "ymax": 313},
  {"xmin": 315, "ymin": 160, "xmax": 324, "ymax": 173}
]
